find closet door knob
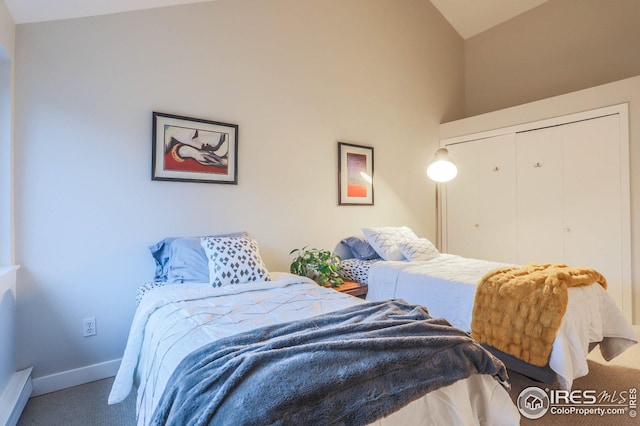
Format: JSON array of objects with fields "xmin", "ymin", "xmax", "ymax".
[
  {"xmin": 492, "ymin": 167, "xmax": 500, "ymax": 172},
  {"xmin": 533, "ymin": 162, "xmax": 542, "ymax": 168}
]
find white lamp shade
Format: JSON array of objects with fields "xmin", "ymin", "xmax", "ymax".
[{"xmin": 427, "ymin": 148, "xmax": 457, "ymax": 182}]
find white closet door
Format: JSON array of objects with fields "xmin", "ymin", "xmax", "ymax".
[
  {"xmin": 515, "ymin": 127, "xmax": 564, "ymax": 263},
  {"xmin": 562, "ymin": 115, "xmax": 623, "ymax": 306},
  {"xmin": 441, "ymin": 104, "xmax": 630, "ymax": 321},
  {"xmin": 446, "ymin": 141, "xmax": 482, "ymax": 258},
  {"xmin": 446, "ymin": 134, "xmax": 517, "ymax": 263}
]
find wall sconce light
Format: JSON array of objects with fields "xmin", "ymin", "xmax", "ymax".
[{"xmin": 426, "ymin": 148, "xmax": 457, "ymax": 183}]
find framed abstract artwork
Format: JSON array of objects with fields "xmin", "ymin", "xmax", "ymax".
[
  {"xmin": 338, "ymin": 142, "xmax": 374, "ymax": 205},
  {"xmin": 152, "ymin": 112, "xmax": 238, "ymax": 184}
]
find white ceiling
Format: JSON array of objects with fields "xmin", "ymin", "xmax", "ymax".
[
  {"xmin": 430, "ymin": 0, "xmax": 549, "ymax": 39},
  {"xmin": 4, "ymin": 0, "xmax": 211, "ymax": 24},
  {"xmin": 5, "ymin": 0, "xmax": 549, "ymax": 39}
]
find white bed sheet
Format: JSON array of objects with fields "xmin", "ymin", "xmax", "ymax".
[
  {"xmin": 366, "ymin": 254, "xmax": 637, "ymax": 390},
  {"xmin": 109, "ymin": 272, "xmax": 519, "ymax": 426}
]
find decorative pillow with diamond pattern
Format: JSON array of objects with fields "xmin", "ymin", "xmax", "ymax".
[
  {"xmin": 398, "ymin": 238, "xmax": 439, "ymax": 261},
  {"xmin": 362, "ymin": 226, "xmax": 419, "ymax": 261},
  {"xmin": 201, "ymin": 236, "xmax": 271, "ymax": 287}
]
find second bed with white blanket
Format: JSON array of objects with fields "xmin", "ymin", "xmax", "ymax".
[{"xmin": 365, "ymin": 254, "xmax": 637, "ymax": 390}]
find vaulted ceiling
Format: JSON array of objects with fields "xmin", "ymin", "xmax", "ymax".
[{"xmin": 5, "ymin": 0, "xmax": 549, "ymax": 39}]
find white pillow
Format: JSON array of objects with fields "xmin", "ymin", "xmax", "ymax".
[
  {"xmin": 361, "ymin": 226, "xmax": 419, "ymax": 261},
  {"xmin": 201, "ymin": 236, "xmax": 271, "ymax": 287},
  {"xmin": 398, "ymin": 238, "xmax": 439, "ymax": 261}
]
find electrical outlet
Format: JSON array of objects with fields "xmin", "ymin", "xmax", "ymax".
[{"xmin": 83, "ymin": 317, "xmax": 97, "ymax": 337}]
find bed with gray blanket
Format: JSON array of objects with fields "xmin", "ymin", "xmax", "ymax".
[{"xmin": 109, "ymin": 273, "xmax": 520, "ymax": 425}]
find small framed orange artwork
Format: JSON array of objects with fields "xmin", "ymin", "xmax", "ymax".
[{"xmin": 338, "ymin": 142, "xmax": 374, "ymax": 205}]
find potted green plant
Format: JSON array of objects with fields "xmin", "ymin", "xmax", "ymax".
[{"xmin": 289, "ymin": 246, "xmax": 344, "ymax": 288}]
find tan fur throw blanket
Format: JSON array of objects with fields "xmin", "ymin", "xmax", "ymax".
[{"xmin": 471, "ymin": 263, "xmax": 607, "ymax": 367}]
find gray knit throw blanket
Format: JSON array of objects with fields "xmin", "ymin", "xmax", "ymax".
[{"xmin": 152, "ymin": 300, "xmax": 508, "ymax": 426}]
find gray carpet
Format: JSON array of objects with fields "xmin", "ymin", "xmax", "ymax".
[
  {"xmin": 17, "ymin": 349, "xmax": 640, "ymax": 425},
  {"xmin": 18, "ymin": 376, "xmax": 135, "ymax": 426}
]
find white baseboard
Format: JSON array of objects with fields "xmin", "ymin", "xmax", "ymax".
[
  {"xmin": 0, "ymin": 367, "xmax": 33, "ymax": 426},
  {"xmin": 31, "ymin": 359, "xmax": 121, "ymax": 397}
]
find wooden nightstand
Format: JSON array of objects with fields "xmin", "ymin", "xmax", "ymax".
[{"xmin": 333, "ymin": 281, "xmax": 368, "ymax": 298}]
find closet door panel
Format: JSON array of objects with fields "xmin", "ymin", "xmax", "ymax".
[
  {"xmin": 446, "ymin": 134, "xmax": 517, "ymax": 263},
  {"xmin": 475, "ymin": 134, "xmax": 517, "ymax": 263},
  {"xmin": 562, "ymin": 115, "xmax": 622, "ymax": 304},
  {"xmin": 515, "ymin": 128, "xmax": 564, "ymax": 263},
  {"xmin": 446, "ymin": 141, "xmax": 482, "ymax": 258}
]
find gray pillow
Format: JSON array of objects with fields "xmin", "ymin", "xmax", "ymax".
[
  {"xmin": 149, "ymin": 232, "xmax": 247, "ymax": 282},
  {"xmin": 340, "ymin": 236, "xmax": 381, "ymax": 261}
]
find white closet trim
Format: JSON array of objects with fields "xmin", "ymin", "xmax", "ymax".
[{"xmin": 441, "ymin": 103, "xmax": 628, "ymax": 146}]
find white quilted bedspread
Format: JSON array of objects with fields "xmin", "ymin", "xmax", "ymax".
[{"xmin": 109, "ymin": 272, "xmax": 519, "ymax": 426}]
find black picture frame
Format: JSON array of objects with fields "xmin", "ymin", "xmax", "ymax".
[
  {"xmin": 338, "ymin": 142, "xmax": 374, "ymax": 205},
  {"xmin": 152, "ymin": 112, "xmax": 238, "ymax": 184}
]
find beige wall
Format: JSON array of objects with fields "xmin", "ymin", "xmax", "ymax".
[
  {"xmin": 14, "ymin": 0, "xmax": 464, "ymax": 386},
  {"xmin": 0, "ymin": 0, "xmax": 15, "ymax": 266},
  {"xmin": 0, "ymin": 0, "xmax": 17, "ymax": 413},
  {"xmin": 465, "ymin": 0, "xmax": 640, "ymax": 116},
  {"xmin": 0, "ymin": 0, "xmax": 14, "ymax": 60}
]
